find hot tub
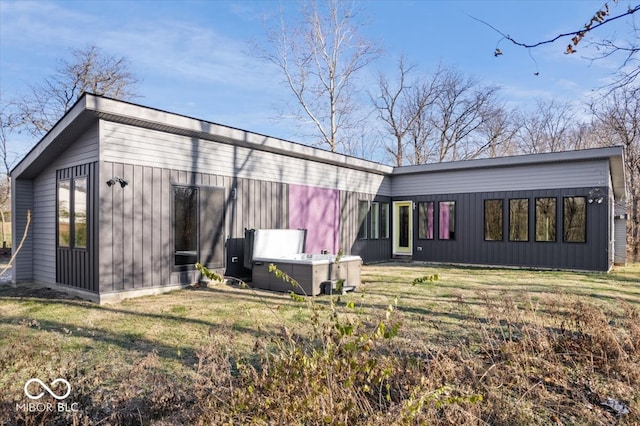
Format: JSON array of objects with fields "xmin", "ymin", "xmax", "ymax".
[{"xmin": 245, "ymin": 229, "xmax": 362, "ymax": 296}]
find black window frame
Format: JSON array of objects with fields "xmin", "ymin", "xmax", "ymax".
[
  {"xmin": 563, "ymin": 196, "xmax": 587, "ymax": 243},
  {"xmin": 57, "ymin": 176, "xmax": 88, "ymax": 250},
  {"xmin": 484, "ymin": 199, "xmax": 503, "ymax": 241},
  {"xmin": 509, "ymin": 198, "xmax": 529, "ymax": 242},
  {"xmin": 173, "ymin": 186, "xmax": 200, "ymax": 268},
  {"xmin": 438, "ymin": 201, "xmax": 456, "ymax": 240},
  {"xmin": 418, "ymin": 201, "xmax": 435, "ymax": 240},
  {"xmin": 535, "ymin": 197, "xmax": 557, "ymax": 242},
  {"xmin": 357, "ymin": 200, "xmax": 369, "ymax": 240}
]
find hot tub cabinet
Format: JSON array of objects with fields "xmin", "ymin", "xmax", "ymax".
[
  {"xmin": 252, "ymin": 254, "xmax": 362, "ymax": 295},
  {"xmin": 245, "ymin": 229, "xmax": 362, "ymax": 296}
]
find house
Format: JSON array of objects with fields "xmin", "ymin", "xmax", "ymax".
[{"xmin": 11, "ymin": 94, "xmax": 627, "ymax": 303}]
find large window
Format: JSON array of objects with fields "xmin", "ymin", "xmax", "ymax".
[
  {"xmin": 357, "ymin": 200, "xmax": 368, "ymax": 239},
  {"xmin": 418, "ymin": 202, "xmax": 434, "ymax": 239},
  {"xmin": 484, "ymin": 199, "xmax": 503, "ymax": 241},
  {"xmin": 380, "ymin": 203, "xmax": 390, "ymax": 239},
  {"xmin": 174, "ymin": 187, "xmax": 199, "ymax": 265},
  {"xmin": 174, "ymin": 185, "xmax": 225, "ymax": 268},
  {"xmin": 563, "ymin": 196, "xmax": 586, "ymax": 242},
  {"xmin": 438, "ymin": 201, "xmax": 456, "ymax": 240},
  {"xmin": 535, "ymin": 197, "xmax": 557, "ymax": 242},
  {"xmin": 509, "ymin": 199, "xmax": 529, "ymax": 241},
  {"xmin": 57, "ymin": 177, "xmax": 88, "ymax": 249},
  {"xmin": 371, "ymin": 202, "xmax": 380, "ymax": 239}
]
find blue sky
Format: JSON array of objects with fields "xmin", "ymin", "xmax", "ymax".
[{"xmin": 1, "ymin": 0, "xmax": 636, "ymax": 163}]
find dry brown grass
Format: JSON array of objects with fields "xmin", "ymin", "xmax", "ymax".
[{"xmin": 0, "ymin": 263, "xmax": 638, "ymax": 425}]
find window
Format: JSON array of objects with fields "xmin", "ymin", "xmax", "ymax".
[
  {"xmin": 509, "ymin": 199, "xmax": 529, "ymax": 241},
  {"xmin": 57, "ymin": 180, "xmax": 71, "ymax": 247},
  {"xmin": 438, "ymin": 201, "xmax": 456, "ymax": 240},
  {"xmin": 484, "ymin": 199, "xmax": 503, "ymax": 241},
  {"xmin": 418, "ymin": 202, "xmax": 434, "ymax": 239},
  {"xmin": 173, "ymin": 185, "xmax": 225, "ymax": 268},
  {"xmin": 371, "ymin": 202, "xmax": 380, "ymax": 239},
  {"xmin": 357, "ymin": 201, "xmax": 368, "ymax": 239},
  {"xmin": 535, "ymin": 197, "xmax": 557, "ymax": 242},
  {"xmin": 174, "ymin": 187, "xmax": 199, "ymax": 265},
  {"xmin": 380, "ymin": 203, "xmax": 390, "ymax": 239},
  {"xmin": 57, "ymin": 177, "xmax": 88, "ymax": 249},
  {"xmin": 74, "ymin": 177, "xmax": 88, "ymax": 248},
  {"xmin": 564, "ymin": 196, "xmax": 586, "ymax": 242}
]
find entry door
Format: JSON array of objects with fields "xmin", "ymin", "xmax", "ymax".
[{"xmin": 393, "ymin": 201, "xmax": 413, "ymax": 255}]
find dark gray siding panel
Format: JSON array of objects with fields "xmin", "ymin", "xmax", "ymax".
[
  {"xmin": 407, "ymin": 187, "xmax": 609, "ymax": 271},
  {"xmin": 55, "ymin": 163, "xmax": 98, "ymax": 292},
  {"xmin": 98, "ymin": 161, "xmax": 291, "ymax": 291},
  {"xmin": 343, "ymin": 192, "xmax": 392, "ymax": 262}
]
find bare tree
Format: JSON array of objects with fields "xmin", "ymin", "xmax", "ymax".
[
  {"xmin": 372, "ymin": 57, "xmax": 438, "ymax": 166},
  {"xmin": 258, "ymin": 0, "xmax": 380, "ymax": 152},
  {"xmin": 476, "ymin": 103, "xmax": 520, "ymax": 158},
  {"xmin": 589, "ymin": 86, "xmax": 640, "ymax": 261},
  {"xmin": 515, "ymin": 99, "xmax": 579, "ymax": 154},
  {"xmin": 15, "ymin": 45, "xmax": 139, "ymax": 137},
  {"xmin": 474, "ymin": 2, "xmax": 640, "ymax": 89},
  {"xmin": 0, "ymin": 104, "xmax": 17, "ymax": 248},
  {"xmin": 425, "ymin": 66, "xmax": 501, "ymax": 162}
]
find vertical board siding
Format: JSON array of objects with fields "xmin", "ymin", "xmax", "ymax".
[
  {"xmin": 55, "ymin": 164, "xmax": 97, "ymax": 291},
  {"xmin": 98, "ymin": 161, "xmax": 293, "ymax": 291},
  {"xmin": 407, "ymin": 187, "xmax": 609, "ymax": 271}
]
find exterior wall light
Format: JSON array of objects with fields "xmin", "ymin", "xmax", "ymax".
[{"xmin": 106, "ymin": 176, "xmax": 128, "ymax": 188}]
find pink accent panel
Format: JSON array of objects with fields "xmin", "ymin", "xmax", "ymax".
[{"xmin": 288, "ymin": 184, "xmax": 340, "ymax": 253}]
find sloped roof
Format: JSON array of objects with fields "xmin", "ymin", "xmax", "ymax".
[{"xmin": 12, "ymin": 93, "xmax": 626, "ymax": 200}]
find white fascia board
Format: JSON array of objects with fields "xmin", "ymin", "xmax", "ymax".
[{"xmin": 11, "ymin": 96, "xmax": 88, "ymax": 178}]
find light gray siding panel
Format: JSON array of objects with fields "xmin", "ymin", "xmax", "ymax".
[
  {"xmin": 11, "ymin": 179, "xmax": 34, "ymax": 282},
  {"xmin": 28, "ymin": 124, "xmax": 99, "ymax": 285},
  {"xmin": 392, "ymin": 160, "xmax": 611, "ymax": 196},
  {"xmin": 100, "ymin": 121, "xmax": 391, "ymax": 195}
]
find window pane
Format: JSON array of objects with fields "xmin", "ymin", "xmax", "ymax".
[
  {"xmin": 418, "ymin": 202, "xmax": 434, "ymax": 239},
  {"xmin": 58, "ymin": 180, "xmax": 71, "ymax": 247},
  {"xmin": 564, "ymin": 196, "xmax": 586, "ymax": 242},
  {"xmin": 509, "ymin": 199, "xmax": 529, "ymax": 241},
  {"xmin": 370, "ymin": 202, "xmax": 380, "ymax": 239},
  {"xmin": 484, "ymin": 199, "xmax": 503, "ymax": 241},
  {"xmin": 357, "ymin": 200, "xmax": 368, "ymax": 239},
  {"xmin": 438, "ymin": 201, "xmax": 455, "ymax": 240},
  {"xmin": 74, "ymin": 177, "xmax": 88, "ymax": 248},
  {"xmin": 174, "ymin": 187, "xmax": 198, "ymax": 265},
  {"xmin": 535, "ymin": 197, "xmax": 557, "ymax": 242},
  {"xmin": 380, "ymin": 203, "xmax": 390, "ymax": 239}
]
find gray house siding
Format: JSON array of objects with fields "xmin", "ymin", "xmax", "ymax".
[
  {"xmin": 100, "ymin": 121, "xmax": 391, "ymax": 196},
  {"xmin": 406, "ymin": 186, "xmax": 610, "ymax": 271},
  {"xmin": 10, "ymin": 95, "xmax": 627, "ymax": 302},
  {"xmin": 11, "ymin": 179, "xmax": 34, "ymax": 282},
  {"xmin": 13, "ymin": 124, "xmax": 99, "ymax": 288},
  {"xmin": 98, "ymin": 161, "xmax": 293, "ymax": 293},
  {"xmin": 392, "ymin": 159, "xmax": 611, "ymax": 196},
  {"xmin": 344, "ymin": 193, "xmax": 392, "ymax": 262}
]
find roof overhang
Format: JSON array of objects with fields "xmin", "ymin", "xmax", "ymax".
[{"xmin": 11, "ymin": 93, "xmax": 393, "ymax": 180}]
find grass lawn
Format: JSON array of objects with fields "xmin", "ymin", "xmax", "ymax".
[{"xmin": 0, "ymin": 263, "xmax": 639, "ymax": 425}]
